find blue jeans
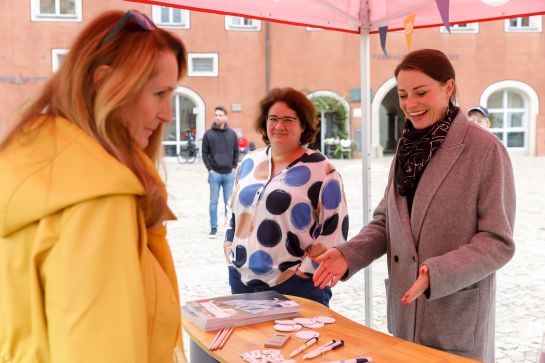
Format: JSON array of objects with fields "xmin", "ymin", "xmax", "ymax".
[
  {"xmin": 228, "ymin": 266, "xmax": 332, "ymax": 307},
  {"xmin": 208, "ymin": 170, "xmax": 235, "ymax": 229}
]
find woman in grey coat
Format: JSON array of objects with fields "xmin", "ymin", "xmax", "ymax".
[{"xmin": 313, "ymin": 49, "xmax": 515, "ymax": 363}]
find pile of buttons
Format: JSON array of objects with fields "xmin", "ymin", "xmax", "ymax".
[{"xmin": 240, "ymin": 349, "xmax": 295, "ymax": 363}]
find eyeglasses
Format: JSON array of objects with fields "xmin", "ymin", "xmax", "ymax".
[
  {"xmin": 266, "ymin": 115, "xmax": 298, "ymax": 128},
  {"xmin": 99, "ymin": 10, "xmax": 156, "ymax": 49}
]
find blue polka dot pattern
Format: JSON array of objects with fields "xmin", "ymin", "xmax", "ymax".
[
  {"xmin": 284, "ymin": 165, "xmax": 311, "ymax": 187},
  {"xmin": 256, "ymin": 219, "xmax": 282, "ymax": 247},
  {"xmin": 230, "ymin": 213, "xmax": 236, "ymax": 229},
  {"xmin": 228, "ymin": 265, "xmax": 241, "ymax": 279},
  {"xmin": 312, "ymin": 224, "xmax": 322, "ymax": 239},
  {"xmin": 309, "ymin": 221, "xmax": 317, "ymax": 239},
  {"xmin": 249, "ymin": 250, "xmax": 273, "ymax": 275},
  {"xmin": 225, "ymin": 148, "xmax": 348, "ymax": 293},
  {"xmin": 342, "ymin": 215, "xmax": 349, "ymax": 241},
  {"xmin": 307, "ymin": 181, "xmax": 322, "ymax": 210},
  {"xmin": 321, "ymin": 214, "xmax": 339, "ymax": 236},
  {"xmin": 285, "ymin": 231, "xmax": 304, "ymax": 257},
  {"xmin": 233, "ymin": 245, "xmax": 247, "ymax": 268},
  {"xmin": 238, "ymin": 158, "xmax": 254, "ymax": 179},
  {"xmin": 291, "ymin": 203, "xmax": 311, "ymax": 230},
  {"xmin": 266, "ymin": 189, "xmax": 291, "ymax": 215},
  {"xmin": 279, "ymin": 260, "xmax": 301, "ymax": 272},
  {"xmin": 226, "ymin": 228, "xmax": 235, "ymax": 242},
  {"xmin": 300, "ymin": 153, "xmax": 326, "ymax": 163},
  {"xmin": 322, "ymin": 180, "xmax": 342, "ymax": 210},
  {"xmin": 239, "ymin": 183, "xmax": 264, "ymax": 207},
  {"xmin": 246, "ymin": 279, "xmax": 270, "ymax": 290},
  {"xmin": 226, "ymin": 213, "xmax": 236, "ymax": 241}
]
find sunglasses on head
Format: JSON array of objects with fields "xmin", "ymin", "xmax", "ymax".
[{"xmin": 99, "ymin": 10, "xmax": 156, "ymax": 48}]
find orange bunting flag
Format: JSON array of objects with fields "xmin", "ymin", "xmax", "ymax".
[{"xmin": 404, "ymin": 14, "xmax": 416, "ymax": 50}]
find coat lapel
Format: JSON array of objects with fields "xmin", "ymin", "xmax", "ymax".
[
  {"xmin": 390, "ymin": 156, "xmax": 418, "ymax": 254},
  {"xmin": 410, "ymin": 112, "xmax": 468, "ymax": 245}
]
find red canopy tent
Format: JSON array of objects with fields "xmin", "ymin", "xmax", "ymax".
[{"xmin": 128, "ymin": 0, "xmax": 545, "ymax": 326}]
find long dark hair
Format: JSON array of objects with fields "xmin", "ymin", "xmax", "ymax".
[{"xmin": 395, "ymin": 49, "xmax": 458, "ymax": 104}]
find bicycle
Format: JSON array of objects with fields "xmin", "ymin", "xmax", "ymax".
[{"xmin": 177, "ymin": 144, "xmax": 199, "ymax": 164}]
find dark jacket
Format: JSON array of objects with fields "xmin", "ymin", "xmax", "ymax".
[{"xmin": 202, "ymin": 122, "xmax": 239, "ymax": 173}]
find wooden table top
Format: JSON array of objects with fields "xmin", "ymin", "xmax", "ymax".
[{"xmin": 182, "ymin": 295, "xmax": 481, "ymax": 363}]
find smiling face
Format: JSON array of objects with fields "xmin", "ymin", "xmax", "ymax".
[
  {"xmin": 396, "ymin": 69, "xmax": 454, "ymax": 129},
  {"xmin": 118, "ymin": 51, "xmax": 178, "ymax": 149},
  {"xmin": 266, "ymin": 101, "xmax": 304, "ymax": 153}
]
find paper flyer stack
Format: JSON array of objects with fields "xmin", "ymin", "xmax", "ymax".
[{"xmin": 182, "ymin": 290, "xmax": 300, "ymax": 331}]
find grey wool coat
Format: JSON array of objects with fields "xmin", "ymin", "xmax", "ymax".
[{"xmin": 337, "ymin": 111, "xmax": 515, "ymax": 363}]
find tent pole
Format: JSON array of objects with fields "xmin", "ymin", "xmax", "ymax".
[
  {"xmin": 265, "ymin": 21, "xmax": 271, "ymax": 93},
  {"xmin": 360, "ymin": 1, "xmax": 373, "ymax": 328}
]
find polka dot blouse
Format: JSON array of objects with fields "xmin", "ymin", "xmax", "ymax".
[{"xmin": 225, "ymin": 146, "xmax": 349, "ymax": 288}]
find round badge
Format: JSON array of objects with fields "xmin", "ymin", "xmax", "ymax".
[
  {"xmin": 274, "ymin": 319, "xmax": 297, "ymax": 325},
  {"xmin": 274, "ymin": 323, "xmax": 302, "ymax": 332},
  {"xmin": 302, "ymin": 321, "xmax": 324, "ymax": 329},
  {"xmin": 293, "ymin": 318, "xmax": 316, "ymax": 325},
  {"xmin": 295, "ymin": 330, "xmax": 320, "ymax": 340},
  {"xmin": 314, "ymin": 316, "xmax": 336, "ymax": 324}
]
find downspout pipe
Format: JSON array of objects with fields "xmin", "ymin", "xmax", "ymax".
[{"xmin": 265, "ymin": 21, "xmax": 271, "ymax": 93}]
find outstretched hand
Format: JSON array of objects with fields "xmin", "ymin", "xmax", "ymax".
[
  {"xmin": 312, "ymin": 248, "xmax": 349, "ymax": 289},
  {"xmin": 401, "ymin": 264, "xmax": 429, "ymax": 305}
]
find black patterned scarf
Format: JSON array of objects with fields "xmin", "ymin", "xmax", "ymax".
[{"xmin": 396, "ymin": 103, "xmax": 459, "ymax": 197}]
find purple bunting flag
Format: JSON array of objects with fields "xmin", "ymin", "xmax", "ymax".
[
  {"xmin": 379, "ymin": 26, "xmax": 388, "ymax": 57},
  {"xmin": 435, "ymin": 0, "xmax": 450, "ymax": 33}
]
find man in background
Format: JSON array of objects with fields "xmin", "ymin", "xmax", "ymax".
[
  {"xmin": 202, "ymin": 106, "xmax": 239, "ymax": 238},
  {"xmin": 467, "ymin": 105, "xmax": 491, "ymax": 129}
]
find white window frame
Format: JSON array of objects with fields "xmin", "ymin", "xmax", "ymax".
[
  {"xmin": 151, "ymin": 5, "xmax": 190, "ymax": 29},
  {"xmin": 440, "ymin": 22, "xmax": 479, "ymax": 34},
  {"xmin": 188, "ymin": 53, "xmax": 219, "ymax": 77},
  {"xmin": 51, "ymin": 48, "xmax": 69, "ymax": 72},
  {"xmin": 225, "ymin": 16, "xmax": 261, "ymax": 31},
  {"xmin": 30, "ymin": 0, "xmax": 82, "ymax": 22},
  {"xmin": 486, "ymin": 89, "xmax": 528, "ymax": 151},
  {"xmin": 504, "ymin": 16, "xmax": 542, "ymax": 32}
]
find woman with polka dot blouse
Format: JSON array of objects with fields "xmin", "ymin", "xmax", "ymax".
[{"xmin": 224, "ymin": 87, "xmax": 349, "ymax": 307}]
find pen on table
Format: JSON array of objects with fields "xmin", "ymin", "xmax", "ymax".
[
  {"xmin": 217, "ymin": 326, "xmax": 235, "ymax": 350},
  {"xmin": 288, "ymin": 336, "xmax": 319, "ymax": 357},
  {"xmin": 302, "ymin": 339, "xmax": 344, "ymax": 359},
  {"xmin": 323, "ymin": 358, "xmax": 372, "ymax": 363}
]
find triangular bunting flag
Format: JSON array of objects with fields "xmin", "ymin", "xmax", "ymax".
[
  {"xmin": 435, "ymin": 0, "xmax": 450, "ymax": 33},
  {"xmin": 404, "ymin": 14, "xmax": 415, "ymax": 50},
  {"xmin": 379, "ymin": 26, "xmax": 388, "ymax": 57}
]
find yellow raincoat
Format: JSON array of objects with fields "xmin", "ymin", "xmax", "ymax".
[{"xmin": 0, "ymin": 116, "xmax": 184, "ymax": 363}]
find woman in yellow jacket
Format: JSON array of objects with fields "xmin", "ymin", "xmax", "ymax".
[{"xmin": 0, "ymin": 10, "xmax": 187, "ymax": 363}]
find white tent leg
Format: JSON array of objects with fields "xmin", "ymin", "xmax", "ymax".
[{"xmin": 360, "ymin": 2, "xmax": 373, "ymax": 328}]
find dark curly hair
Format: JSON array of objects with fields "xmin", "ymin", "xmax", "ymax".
[{"xmin": 255, "ymin": 87, "xmax": 319, "ymax": 145}]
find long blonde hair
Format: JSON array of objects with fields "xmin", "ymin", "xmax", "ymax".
[{"xmin": 10, "ymin": 10, "xmax": 187, "ymax": 227}]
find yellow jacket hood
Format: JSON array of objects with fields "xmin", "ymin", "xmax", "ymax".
[{"xmin": 0, "ymin": 116, "xmax": 145, "ymax": 237}]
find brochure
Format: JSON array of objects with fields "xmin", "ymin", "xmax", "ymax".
[{"xmin": 182, "ymin": 290, "xmax": 300, "ymax": 331}]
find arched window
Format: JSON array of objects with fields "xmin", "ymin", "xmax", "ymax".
[
  {"xmin": 487, "ymin": 89, "xmax": 527, "ymax": 150},
  {"xmin": 163, "ymin": 87, "xmax": 206, "ymax": 158}
]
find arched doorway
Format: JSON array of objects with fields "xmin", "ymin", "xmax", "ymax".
[
  {"xmin": 162, "ymin": 87, "xmax": 206, "ymax": 157},
  {"xmin": 372, "ymin": 77, "xmax": 403, "ymax": 156},
  {"xmin": 307, "ymin": 90, "xmax": 350, "ymax": 158},
  {"xmin": 380, "ymin": 88, "xmax": 404, "ymax": 154}
]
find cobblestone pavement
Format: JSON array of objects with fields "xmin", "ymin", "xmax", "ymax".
[{"xmin": 165, "ymin": 155, "xmax": 545, "ymax": 362}]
